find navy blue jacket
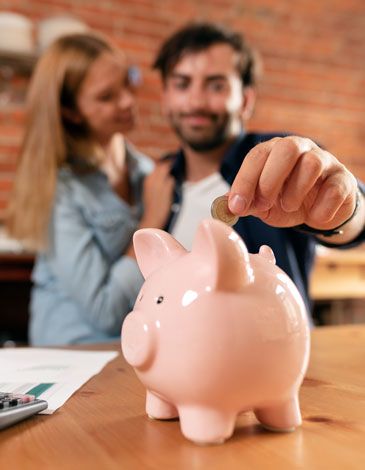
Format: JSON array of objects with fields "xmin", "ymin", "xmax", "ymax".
[{"xmin": 164, "ymin": 132, "xmax": 365, "ymax": 316}]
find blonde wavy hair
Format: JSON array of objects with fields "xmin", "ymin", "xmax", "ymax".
[{"xmin": 6, "ymin": 32, "xmax": 122, "ymax": 251}]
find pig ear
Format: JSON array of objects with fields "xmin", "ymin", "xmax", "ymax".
[
  {"xmin": 191, "ymin": 219, "xmax": 253, "ymax": 292},
  {"xmin": 133, "ymin": 228, "xmax": 187, "ymax": 278},
  {"xmin": 259, "ymin": 245, "xmax": 276, "ymax": 264}
]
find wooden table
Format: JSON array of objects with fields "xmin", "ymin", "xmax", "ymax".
[{"xmin": 1, "ymin": 325, "xmax": 365, "ymax": 469}]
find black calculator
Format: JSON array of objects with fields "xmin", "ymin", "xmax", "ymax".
[{"xmin": 0, "ymin": 392, "xmax": 48, "ymax": 430}]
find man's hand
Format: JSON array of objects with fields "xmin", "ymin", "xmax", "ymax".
[{"xmin": 228, "ymin": 136, "xmax": 359, "ymax": 234}]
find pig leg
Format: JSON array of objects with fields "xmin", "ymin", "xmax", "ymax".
[
  {"xmin": 254, "ymin": 395, "xmax": 301, "ymax": 432},
  {"xmin": 178, "ymin": 407, "xmax": 236, "ymax": 445},
  {"xmin": 146, "ymin": 390, "xmax": 178, "ymax": 420}
]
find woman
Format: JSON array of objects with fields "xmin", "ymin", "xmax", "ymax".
[{"xmin": 6, "ymin": 33, "xmax": 173, "ymax": 345}]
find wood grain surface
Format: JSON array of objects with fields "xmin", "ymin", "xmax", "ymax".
[{"xmin": 1, "ymin": 325, "xmax": 365, "ymax": 469}]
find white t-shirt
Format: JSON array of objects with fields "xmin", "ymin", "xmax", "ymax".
[{"xmin": 171, "ymin": 172, "xmax": 230, "ymax": 250}]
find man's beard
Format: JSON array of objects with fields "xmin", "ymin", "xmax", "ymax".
[{"xmin": 169, "ymin": 112, "xmax": 233, "ymax": 152}]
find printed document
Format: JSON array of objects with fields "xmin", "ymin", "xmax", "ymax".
[{"xmin": 0, "ymin": 348, "xmax": 119, "ymax": 414}]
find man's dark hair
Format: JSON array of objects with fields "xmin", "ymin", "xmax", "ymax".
[{"xmin": 153, "ymin": 22, "xmax": 260, "ymax": 87}]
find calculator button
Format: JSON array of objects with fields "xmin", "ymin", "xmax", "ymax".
[{"xmin": 21, "ymin": 395, "xmax": 35, "ymax": 403}]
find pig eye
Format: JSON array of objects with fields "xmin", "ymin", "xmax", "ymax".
[
  {"xmin": 156, "ymin": 296, "xmax": 164, "ymax": 304},
  {"xmin": 138, "ymin": 293, "xmax": 143, "ymax": 301}
]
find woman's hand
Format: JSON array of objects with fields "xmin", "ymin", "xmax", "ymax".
[
  {"xmin": 139, "ymin": 159, "xmax": 174, "ymax": 229},
  {"xmin": 125, "ymin": 159, "xmax": 174, "ymax": 259}
]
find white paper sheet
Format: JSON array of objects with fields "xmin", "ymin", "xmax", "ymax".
[{"xmin": 0, "ymin": 348, "xmax": 119, "ymax": 414}]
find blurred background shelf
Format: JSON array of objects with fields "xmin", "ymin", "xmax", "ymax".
[
  {"xmin": 0, "ymin": 49, "xmax": 37, "ymax": 75},
  {"xmin": 0, "ymin": 252, "xmax": 34, "ymax": 346},
  {"xmin": 310, "ymin": 246, "xmax": 365, "ymax": 325},
  {"xmin": 0, "ymin": 227, "xmax": 34, "ymax": 345}
]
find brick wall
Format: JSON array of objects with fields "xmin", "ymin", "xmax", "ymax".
[{"xmin": 0, "ymin": 0, "xmax": 364, "ymax": 220}]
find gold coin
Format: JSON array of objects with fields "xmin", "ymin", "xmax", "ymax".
[{"xmin": 211, "ymin": 195, "xmax": 239, "ymax": 226}]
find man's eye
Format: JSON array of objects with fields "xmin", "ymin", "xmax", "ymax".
[{"xmin": 209, "ymin": 82, "xmax": 225, "ymax": 92}]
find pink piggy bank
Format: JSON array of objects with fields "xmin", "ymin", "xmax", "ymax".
[{"xmin": 122, "ymin": 219, "xmax": 310, "ymax": 444}]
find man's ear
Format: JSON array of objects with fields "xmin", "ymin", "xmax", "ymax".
[
  {"xmin": 241, "ymin": 86, "xmax": 256, "ymax": 121},
  {"xmin": 62, "ymin": 106, "xmax": 83, "ymax": 124}
]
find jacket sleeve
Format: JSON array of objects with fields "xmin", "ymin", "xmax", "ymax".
[{"xmin": 47, "ymin": 184, "xmax": 144, "ymax": 337}]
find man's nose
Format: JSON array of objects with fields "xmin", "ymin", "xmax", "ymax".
[{"xmin": 187, "ymin": 85, "xmax": 208, "ymax": 109}]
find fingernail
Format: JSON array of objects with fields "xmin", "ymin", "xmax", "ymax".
[{"xmin": 229, "ymin": 193, "xmax": 247, "ymax": 214}]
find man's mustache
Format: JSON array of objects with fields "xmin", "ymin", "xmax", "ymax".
[{"xmin": 179, "ymin": 112, "xmax": 219, "ymax": 121}]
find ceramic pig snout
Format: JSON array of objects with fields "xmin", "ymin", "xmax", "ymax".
[{"xmin": 121, "ymin": 312, "xmax": 155, "ymax": 368}]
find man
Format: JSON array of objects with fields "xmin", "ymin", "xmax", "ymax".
[{"xmin": 153, "ymin": 22, "xmax": 365, "ymax": 317}]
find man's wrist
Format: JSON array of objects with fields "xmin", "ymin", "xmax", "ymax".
[{"xmin": 294, "ymin": 187, "xmax": 363, "ymax": 238}]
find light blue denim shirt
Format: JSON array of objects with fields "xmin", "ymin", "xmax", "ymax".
[{"xmin": 30, "ymin": 145, "xmax": 152, "ymax": 345}]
